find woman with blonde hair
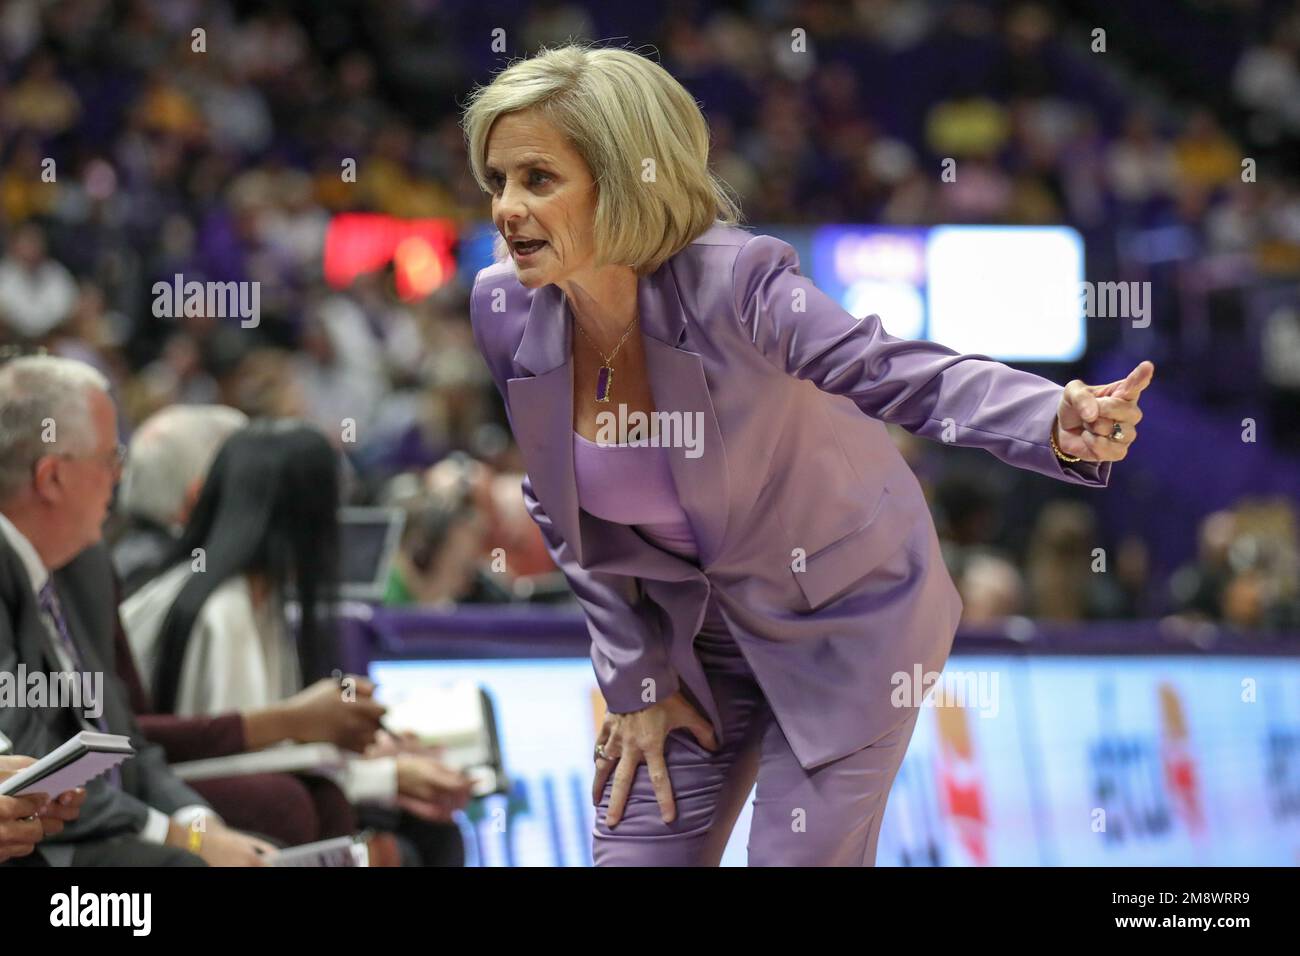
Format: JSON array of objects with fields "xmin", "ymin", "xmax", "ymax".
[{"xmin": 463, "ymin": 43, "xmax": 1153, "ymax": 866}]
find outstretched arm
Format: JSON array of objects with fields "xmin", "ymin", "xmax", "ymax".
[{"xmin": 732, "ymin": 234, "xmax": 1151, "ymax": 484}]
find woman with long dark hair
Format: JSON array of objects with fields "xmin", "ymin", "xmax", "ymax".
[
  {"xmin": 127, "ymin": 420, "xmax": 341, "ymax": 715},
  {"xmin": 122, "ymin": 420, "xmax": 474, "ymax": 864},
  {"xmin": 142, "ymin": 421, "xmax": 338, "ymax": 712}
]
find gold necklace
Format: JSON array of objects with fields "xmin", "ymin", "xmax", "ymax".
[{"xmin": 575, "ymin": 314, "xmax": 638, "ymax": 403}]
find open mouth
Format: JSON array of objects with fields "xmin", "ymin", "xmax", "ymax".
[{"xmin": 511, "ymin": 238, "xmax": 548, "ymax": 258}]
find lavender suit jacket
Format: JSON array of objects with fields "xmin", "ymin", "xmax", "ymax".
[{"xmin": 470, "ymin": 224, "xmax": 1110, "ymax": 770}]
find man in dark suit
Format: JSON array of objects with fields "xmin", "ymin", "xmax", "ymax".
[{"xmin": 0, "ymin": 355, "xmax": 274, "ymax": 866}]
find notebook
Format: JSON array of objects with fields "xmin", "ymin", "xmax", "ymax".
[
  {"xmin": 271, "ymin": 833, "xmax": 370, "ymax": 867},
  {"xmin": 377, "ymin": 679, "xmax": 507, "ymax": 797},
  {"xmin": 170, "ymin": 743, "xmax": 347, "ymax": 782},
  {"xmin": 0, "ymin": 731, "xmax": 135, "ymax": 796}
]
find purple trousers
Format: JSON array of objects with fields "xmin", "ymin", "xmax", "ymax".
[{"xmin": 592, "ymin": 626, "xmax": 921, "ymax": 866}]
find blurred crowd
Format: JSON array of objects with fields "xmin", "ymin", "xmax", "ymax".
[
  {"xmin": 930, "ymin": 467, "xmax": 1300, "ymax": 632},
  {"xmin": 1, "ymin": 0, "xmax": 1297, "ymax": 633}
]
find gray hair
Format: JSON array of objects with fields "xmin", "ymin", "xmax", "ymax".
[
  {"xmin": 0, "ymin": 356, "xmax": 111, "ymax": 504},
  {"xmin": 117, "ymin": 404, "xmax": 249, "ymax": 528}
]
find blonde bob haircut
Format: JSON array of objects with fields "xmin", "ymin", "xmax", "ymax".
[{"xmin": 462, "ymin": 43, "xmax": 743, "ymax": 276}]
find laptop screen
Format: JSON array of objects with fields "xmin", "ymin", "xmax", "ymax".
[{"xmin": 338, "ymin": 507, "xmax": 404, "ymax": 601}]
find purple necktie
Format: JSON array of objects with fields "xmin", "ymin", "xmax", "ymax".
[{"xmin": 37, "ymin": 581, "xmax": 121, "ymax": 789}]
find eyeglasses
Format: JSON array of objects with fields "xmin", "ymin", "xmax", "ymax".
[{"xmin": 48, "ymin": 442, "xmax": 127, "ymax": 472}]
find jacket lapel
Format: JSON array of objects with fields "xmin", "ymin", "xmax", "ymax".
[
  {"xmin": 0, "ymin": 543, "xmax": 101, "ymax": 736},
  {"xmin": 506, "ymin": 280, "xmax": 584, "ymax": 560},
  {"xmin": 505, "ymin": 264, "xmax": 731, "ymax": 571},
  {"xmin": 639, "ymin": 265, "xmax": 731, "ymax": 569},
  {"xmin": 0, "ymin": 541, "xmax": 60, "ymax": 675}
]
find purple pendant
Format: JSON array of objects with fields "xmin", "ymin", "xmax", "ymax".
[{"xmin": 595, "ymin": 365, "xmax": 613, "ymax": 402}]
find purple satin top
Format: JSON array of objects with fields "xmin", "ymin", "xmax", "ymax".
[{"xmin": 573, "ymin": 431, "xmax": 729, "ymax": 638}]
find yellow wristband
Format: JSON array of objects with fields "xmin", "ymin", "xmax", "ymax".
[
  {"xmin": 187, "ymin": 827, "xmax": 203, "ymax": 854},
  {"xmin": 1050, "ymin": 422, "xmax": 1081, "ymax": 463}
]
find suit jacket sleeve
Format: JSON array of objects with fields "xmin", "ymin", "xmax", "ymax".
[
  {"xmin": 471, "ymin": 271, "xmax": 678, "ymax": 714},
  {"xmin": 520, "ymin": 474, "xmax": 678, "ymax": 712},
  {"xmin": 732, "ymin": 234, "xmax": 1111, "ymax": 487},
  {"xmin": 134, "ymin": 714, "xmax": 246, "ymax": 764}
]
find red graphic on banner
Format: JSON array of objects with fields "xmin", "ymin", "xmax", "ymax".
[
  {"xmin": 1158, "ymin": 683, "xmax": 1205, "ymax": 836},
  {"xmin": 935, "ymin": 704, "xmax": 990, "ymax": 865}
]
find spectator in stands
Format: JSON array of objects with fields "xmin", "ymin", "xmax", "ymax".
[
  {"xmin": 1172, "ymin": 109, "xmax": 1240, "ymax": 195},
  {"xmin": 934, "ymin": 474, "xmax": 1002, "ymax": 572},
  {"xmin": 488, "ymin": 471, "xmax": 565, "ymax": 581},
  {"xmin": 1168, "ymin": 510, "xmax": 1237, "ymax": 622},
  {"xmin": 2, "ymin": 50, "xmax": 81, "ymax": 136},
  {"xmin": 957, "ymin": 552, "xmax": 1026, "ymax": 624},
  {"xmin": 1026, "ymin": 501, "xmax": 1130, "ymax": 621},
  {"xmin": 382, "ymin": 484, "xmax": 488, "ymax": 607},
  {"xmin": 0, "ymin": 223, "xmax": 78, "ymax": 342},
  {"xmin": 1177, "ymin": 499, "xmax": 1300, "ymax": 633},
  {"xmin": 0, "ymin": 355, "xmax": 274, "ymax": 865},
  {"xmin": 1105, "ymin": 108, "xmax": 1177, "ymax": 216},
  {"xmin": 1232, "ymin": 17, "xmax": 1300, "ymax": 138},
  {"xmin": 121, "ymin": 420, "xmax": 475, "ymax": 865},
  {"xmin": 380, "ymin": 455, "xmax": 503, "ymax": 607},
  {"xmin": 112, "ymin": 404, "xmax": 249, "ymax": 598}
]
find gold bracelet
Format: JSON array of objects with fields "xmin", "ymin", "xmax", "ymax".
[
  {"xmin": 187, "ymin": 826, "xmax": 204, "ymax": 855},
  {"xmin": 1050, "ymin": 423, "xmax": 1081, "ymax": 462}
]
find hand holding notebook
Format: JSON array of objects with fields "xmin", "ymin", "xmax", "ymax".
[{"xmin": 0, "ymin": 731, "xmax": 134, "ymax": 797}]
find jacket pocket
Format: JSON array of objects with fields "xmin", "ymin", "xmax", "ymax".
[{"xmin": 791, "ymin": 485, "xmax": 916, "ymax": 612}]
